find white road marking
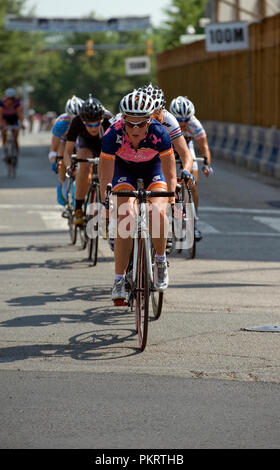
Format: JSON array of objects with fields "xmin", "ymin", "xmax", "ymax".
[
  {"xmin": 0, "ymin": 204, "xmax": 60, "ymax": 210},
  {"xmin": 200, "ymin": 206, "xmax": 280, "ymax": 215},
  {"xmin": 40, "ymin": 212, "xmax": 67, "ymax": 231},
  {"xmin": 197, "ymin": 220, "xmax": 220, "ymax": 234},
  {"xmin": 27, "ymin": 210, "xmax": 67, "ymax": 231},
  {"xmin": 253, "ymin": 216, "xmax": 280, "ymax": 232}
]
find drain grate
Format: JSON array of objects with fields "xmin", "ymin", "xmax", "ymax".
[{"xmin": 242, "ymin": 325, "xmax": 280, "ymax": 332}]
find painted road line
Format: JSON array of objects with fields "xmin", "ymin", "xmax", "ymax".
[
  {"xmin": 197, "ymin": 221, "xmax": 220, "ymax": 234},
  {"xmin": 0, "ymin": 204, "xmax": 60, "ymax": 210},
  {"xmin": 200, "ymin": 206, "xmax": 280, "ymax": 215},
  {"xmin": 253, "ymin": 216, "xmax": 280, "ymax": 232},
  {"xmin": 27, "ymin": 210, "xmax": 67, "ymax": 231}
]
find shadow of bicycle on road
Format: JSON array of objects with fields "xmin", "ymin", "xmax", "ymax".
[
  {"xmin": 0, "ymin": 326, "xmax": 139, "ymax": 363},
  {"xmin": 0, "ymin": 301, "xmax": 140, "ymax": 361}
]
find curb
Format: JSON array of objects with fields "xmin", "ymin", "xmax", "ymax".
[{"xmin": 203, "ymin": 121, "xmax": 280, "ymax": 180}]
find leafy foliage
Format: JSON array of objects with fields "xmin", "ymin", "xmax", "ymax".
[
  {"xmin": 161, "ymin": 0, "xmax": 208, "ymax": 49},
  {"xmin": 0, "ymin": 0, "xmax": 208, "ymax": 114}
]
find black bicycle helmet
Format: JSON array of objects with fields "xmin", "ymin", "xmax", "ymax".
[{"xmin": 79, "ymin": 94, "xmax": 105, "ymax": 122}]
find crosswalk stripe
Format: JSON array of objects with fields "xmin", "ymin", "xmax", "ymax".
[
  {"xmin": 27, "ymin": 210, "xmax": 67, "ymax": 231},
  {"xmin": 253, "ymin": 216, "xmax": 280, "ymax": 232},
  {"xmin": 197, "ymin": 220, "xmax": 220, "ymax": 234},
  {"xmin": 200, "ymin": 206, "xmax": 280, "ymax": 215}
]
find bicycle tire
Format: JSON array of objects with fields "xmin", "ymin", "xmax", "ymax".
[
  {"xmin": 87, "ymin": 186, "xmax": 99, "ymax": 266},
  {"xmin": 181, "ymin": 182, "xmax": 196, "ymax": 259},
  {"xmin": 135, "ymin": 237, "xmax": 150, "ymax": 351},
  {"xmin": 6, "ymin": 133, "xmax": 18, "ymax": 178},
  {"xmin": 67, "ymin": 181, "xmax": 77, "ymax": 245},
  {"xmin": 151, "ymin": 247, "xmax": 163, "ymax": 319},
  {"xmin": 79, "ymin": 225, "xmax": 87, "ymax": 250},
  {"xmin": 68, "ymin": 212, "xmax": 77, "ymax": 244}
]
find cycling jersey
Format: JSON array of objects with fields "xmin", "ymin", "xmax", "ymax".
[
  {"xmin": 101, "ymin": 118, "xmax": 173, "ymax": 163},
  {"xmin": 52, "ymin": 113, "xmax": 71, "ymax": 141},
  {"xmin": 66, "ymin": 111, "xmax": 112, "ymax": 144},
  {"xmin": 181, "ymin": 116, "xmax": 206, "ymax": 141},
  {"xmin": 161, "ymin": 109, "xmax": 183, "ymax": 141},
  {"xmin": 101, "ymin": 117, "xmax": 173, "ymax": 191},
  {"xmin": 179, "ymin": 116, "xmax": 207, "ymax": 171},
  {"xmin": 0, "ymin": 97, "xmax": 21, "ymax": 125}
]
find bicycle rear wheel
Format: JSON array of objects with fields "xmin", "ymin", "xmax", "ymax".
[
  {"xmin": 151, "ymin": 246, "xmax": 163, "ymax": 319},
  {"xmin": 87, "ymin": 185, "xmax": 100, "ymax": 266},
  {"xmin": 135, "ymin": 237, "xmax": 150, "ymax": 351}
]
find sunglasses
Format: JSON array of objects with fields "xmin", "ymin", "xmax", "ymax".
[
  {"xmin": 84, "ymin": 121, "xmax": 101, "ymax": 128},
  {"xmin": 177, "ymin": 118, "xmax": 189, "ymax": 123},
  {"xmin": 123, "ymin": 118, "xmax": 150, "ymax": 129}
]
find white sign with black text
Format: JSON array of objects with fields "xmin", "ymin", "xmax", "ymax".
[
  {"xmin": 205, "ymin": 21, "xmax": 249, "ymax": 52},
  {"xmin": 125, "ymin": 56, "xmax": 151, "ymax": 76}
]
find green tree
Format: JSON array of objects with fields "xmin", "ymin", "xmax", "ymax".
[
  {"xmin": 161, "ymin": 0, "xmax": 208, "ymax": 49},
  {"xmin": 0, "ymin": 0, "xmax": 44, "ymax": 95}
]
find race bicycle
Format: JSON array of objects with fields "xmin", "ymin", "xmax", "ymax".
[
  {"xmin": 3, "ymin": 125, "xmax": 19, "ymax": 178},
  {"xmin": 172, "ymin": 156, "xmax": 210, "ymax": 259},
  {"xmin": 107, "ymin": 179, "xmax": 174, "ymax": 352},
  {"xmin": 66, "ymin": 155, "xmax": 100, "ymax": 264}
]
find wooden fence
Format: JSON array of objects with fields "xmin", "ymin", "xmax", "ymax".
[{"xmin": 157, "ymin": 13, "xmax": 280, "ymax": 128}]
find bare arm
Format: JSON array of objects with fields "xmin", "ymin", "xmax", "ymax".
[
  {"xmin": 172, "ymin": 135, "xmax": 193, "ymax": 172},
  {"xmin": 196, "ymin": 135, "xmax": 212, "ymax": 177},
  {"xmin": 48, "ymin": 135, "xmax": 61, "ymax": 163},
  {"xmin": 160, "ymin": 152, "xmax": 177, "ymax": 203},
  {"xmin": 63, "ymin": 140, "xmax": 76, "ymax": 169},
  {"xmin": 0, "ymin": 107, "xmax": 4, "ymax": 127},
  {"xmin": 98, "ymin": 156, "xmax": 115, "ymax": 203},
  {"xmin": 16, "ymin": 105, "xmax": 24, "ymax": 126},
  {"xmin": 196, "ymin": 135, "xmax": 211, "ymax": 165}
]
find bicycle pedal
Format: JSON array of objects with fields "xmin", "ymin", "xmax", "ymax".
[{"xmin": 113, "ymin": 299, "xmax": 127, "ymax": 307}]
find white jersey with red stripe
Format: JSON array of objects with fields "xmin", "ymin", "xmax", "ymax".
[
  {"xmin": 181, "ymin": 116, "xmax": 206, "ymax": 141},
  {"xmin": 180, "ymin": 116, "xmax": 207, "ymax": 171},
  {"xmin": 161, "ymin": 109, "xmax": 183, "ymax": 141}
]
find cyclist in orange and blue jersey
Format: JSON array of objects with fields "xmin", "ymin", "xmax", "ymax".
[{"xmin": 99, "ymin": 90, "xmax": 177, "ymax": 301}]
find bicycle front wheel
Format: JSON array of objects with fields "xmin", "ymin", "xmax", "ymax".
[
  {"xmin": 151, "ymin": 247, "xmax": 163, "ymax": 319},
  {"xmin": 135, "ymin": 237, "xmax": 150, "ymax": 351},
  {"xmin": 87, "ymin": 185, "xmax": 100, "ymax": 266}
]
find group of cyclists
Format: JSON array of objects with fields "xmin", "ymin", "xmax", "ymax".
[{"xmin": 48, "ymin": 84, "xmax": 213, "ymax": 303}]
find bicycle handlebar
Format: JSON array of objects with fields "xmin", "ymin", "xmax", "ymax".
[
  {"xmin": 71, "ymin": 155, "xmax": 99, "ymax": 165},
  {"xmin": 193, "ymin": 156, "xmax": 209, "ymax": 165},
  {"xmin": 112, "ymin": 190, "xmax": 174, "ymax": 198}
]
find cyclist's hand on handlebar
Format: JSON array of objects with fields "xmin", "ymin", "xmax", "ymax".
[
  {"xmin": 181, "ymin": 170, "xmax": 195, "ymax": 186},
  {"xmin": 202, "ymin": 156, "xmax": 213, "ymax": 177},
  {"xmin": 202, "ymin": 165, "xmax": 213, "ymax": 177},
  {"xmin": 66, "ymin": 165, "xmax": 75, "ymax": 178}
]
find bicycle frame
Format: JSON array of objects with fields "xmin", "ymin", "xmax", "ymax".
[
  {"xmin": 111, "ymin": 179, "xmax": 174, "ymax": 350},
  {"xmin": 3, "ymin": 125, "xmax": 19, "ymax": 178}
]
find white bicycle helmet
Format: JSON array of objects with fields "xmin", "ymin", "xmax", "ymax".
[
  {"xmin": 138, "ymin": 83, "xmax": 166, "ymax": 110},
  {"xmin": 119, "ymin": 90, "xmax": 154, "ymax": 117},
  {"xmin": 169, "ymin": 96, "xmax": 195, "ymax": 120},
  {"xmin": 4, "ymin": 88, "xmax": 17, "ymax": 98},
  {"xmin": 65, "ymin": 95, "xmax": 84, "ymax": 118}
]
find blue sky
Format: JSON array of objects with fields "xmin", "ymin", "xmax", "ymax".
[{"xmin": 23, "ymin": 0, "xmax": 171, "ymax": 27}]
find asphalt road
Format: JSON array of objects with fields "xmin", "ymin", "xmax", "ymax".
[{"xmin": 0, "ymin": 131, "xmax": 280, "ymax": 450}]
